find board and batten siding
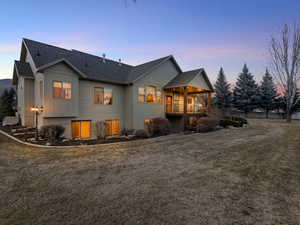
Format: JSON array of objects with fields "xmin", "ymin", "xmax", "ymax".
[
  {"xmin": 132, "ymin": 59, "xmax": 180, "ymax": 130},
  {"xmin": 42, "ymin": 62, "xmax": 79, "ymax": 118},
  {"xmin": 23, "ymin": 78, "xmax": 35, "ymax": 127},
  {"xmin": 188, "ymin": 74, "xmax": 210, "ymax": 91}
]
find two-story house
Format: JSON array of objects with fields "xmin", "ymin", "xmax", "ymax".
[{"xmin": 13, "ymin": 39, "xmax": 213, "ymax": 139}]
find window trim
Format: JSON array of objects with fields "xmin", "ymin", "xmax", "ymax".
[
  {"xmin": 52, "ymin": 80, "xmax": 72, "ymax": 100},
  {"xmin": 94, "ymin": 87, "xmax": 113, "ymax": 105},
  {"xmin": 138, "ymin": 86, "xmax": 162, "ymax": 104}
]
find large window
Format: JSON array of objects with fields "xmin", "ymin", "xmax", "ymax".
[
  {"xmin": 105, "ymin": 120, "xmax": 120, "ymax": 136},
  {"xmin": 53, "ymin": 81, "xmax": 71, "ymax": 99},
  {"xmin": 138, "ymin": 86, "xmax": 162, "ymax": 104},
  {"xmin": 94, "ymin": 87, "xmax": 112, "ymax": 105},
  {"xmin": 71, "ymin": 121, "xmax": 91, "ymax": 139},
  {"xmin": 138, "ymin": 87, "xmax": 146, "ymax": 102},
  {"xmin": 156, "ymin": 88, "xmax": 162, "ymax": 103}
]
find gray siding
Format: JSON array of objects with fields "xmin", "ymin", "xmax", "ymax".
[
  {"xmin": 132, "ymin": 59, "xmax": 180, "ymax": 129},
  {"xmin": 188, "ymin": 74, "xmax": 210, "ymax": 90},
  {"xmin": 23, "ymin": 78, "xmax": 35, "ymax": 127},
  {"xmin": 42, "ymin": 63, "xmax": 79, "ymax": 118}
]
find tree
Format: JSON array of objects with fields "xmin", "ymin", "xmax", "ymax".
[
  {"xmin": 0, "ymin": 88, "xmax": 16, "ymax": 121},
  {"xmin": 214, "ymin": 67, "xmax": 232, "ymax": 116},
  {"xmin": 259, "ymin": 69, "xmax": 277, "ymax": 118},
  {"xmin": 270, "ymin": 23, "xmax": 300, "ymax": 122},
  {"xmin": 233, "ymin": 64, "xmax": 259, "ymax": 115}
]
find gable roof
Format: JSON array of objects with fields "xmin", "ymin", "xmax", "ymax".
[
  {"xmin": 14, "ymin": 61, "xmax": 34, "ymax": 77},
  {"xmin": 21, "ymin": 38, "xmax": 181, "ymax": 85},
  {"xmin": 13, "ymin": 60, "xmax": 34, "ymax": 85},
  {"xmin": 127, "ymin": 55, "xmax": 182, "ymax": 83},
  {"xmin": 164, "ymin": 68, "xmax": 213, "ymax": 91}
]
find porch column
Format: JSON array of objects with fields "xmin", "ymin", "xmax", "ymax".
[
  {"xmin": 207, "ymin": 92, "xmax": 212, "ymax": 112},
  {"xmin": 183, "ymin": 86, "xmax": 188, "ymax": 130}
]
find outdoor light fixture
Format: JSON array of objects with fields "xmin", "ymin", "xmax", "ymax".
[{"xmin": 30, "ymin": 106, "xmax": 44, "ymax": 140}]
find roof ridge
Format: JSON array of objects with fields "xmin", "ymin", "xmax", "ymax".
[
  {"xmin": 71, "ymin": 49, "xmax": 133, "ymax": 67},
  {"xmin": 133, "ymin": 55, "xmax": 171, "ymax": 67},
  {"xmin": 182, "ymin": 68, "xmax": 203, "ymax": 73},
  {"xmin": 23, "ymin": 38, "xmax": 72, "ymax": 53}
]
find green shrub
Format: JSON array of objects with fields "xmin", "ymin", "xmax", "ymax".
[
  {"xmin": 195, "ymin": 116, "xmax": 220, "ymax": 133},
  {"xmin": 134, "ymin": 129, "xmax": 149, "ymax": 138},
  {"xmin": 146, "ymin": 117, "xmax": 170, "ymax": 136},
  {"xmin": 40, "ymin": 125, "xmax": 65, "ymax": 143}
]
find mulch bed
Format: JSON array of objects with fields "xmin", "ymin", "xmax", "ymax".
[{"xmin": 0, "ymin": 125, "xmax": 143, "ymax": 146}]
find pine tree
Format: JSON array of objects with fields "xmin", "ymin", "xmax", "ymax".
[
  {"xmin": 259, "ymin": 69, "xmax": 277, "ymax": 118},
  {"xmin": 214, "ymin": 67, "xmax": 232, "ymax": 116},
  {"xmin": 0, "ymin": 88, "xmax": 16, "ymax": 121},
  {"xmin": 233, "ymin": 64, "xmax": 259, "ymax": 115}
]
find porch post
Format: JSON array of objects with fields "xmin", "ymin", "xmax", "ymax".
[
  {"xmin": 207, "ymin": 92, "xmax": 212, "ymax": 113},
  {"xmin": 183, "ymin": 86, "xmax": 188, "ymax": 130}
]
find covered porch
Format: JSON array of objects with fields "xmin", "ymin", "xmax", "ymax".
[
  {"xmin": 164, "ymin": 86, "xmax": 212, "ymax": 116},
  {"xmin": 163, "ymin": 68, "xmax": 214, "ymax": 130}
]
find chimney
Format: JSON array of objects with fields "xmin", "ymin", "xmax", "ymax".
[
  {"xmin": 118, "ymin": 58, "xmax": 122, "ymax": 66},
  {"xmin": 102, "ymin": 53, "xmax": 106, "ymax": 63}
]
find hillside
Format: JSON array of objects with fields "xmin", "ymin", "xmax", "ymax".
[{"xmin": 0, "ymin": 79, "xmax": 13, "ymax": 95}]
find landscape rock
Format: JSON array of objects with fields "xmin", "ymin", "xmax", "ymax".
[{"xmin": 2, "ymin": 116, "xmax": 18, "ymax": 126}]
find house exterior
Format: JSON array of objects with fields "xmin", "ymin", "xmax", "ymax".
[{"xmin": 13, "ymin": 39, "xmax": 214, "ymax": 139}]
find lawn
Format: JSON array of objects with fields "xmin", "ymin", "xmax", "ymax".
[{"xmin": 0, "ymin": 119, "xmax": 299, "ymax": 225}]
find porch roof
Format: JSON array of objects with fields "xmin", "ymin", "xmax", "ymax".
[{"xmin": 164, "ymin": 68, "xmax": 213, "ymax": 92}]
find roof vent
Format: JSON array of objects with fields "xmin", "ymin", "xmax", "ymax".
[
  {"xmin": 102, "ymin": 53, "xmax": 106, "ymax": 63},
  {"xmin": 118, "ymin": 58, "xmax": 122, "ymax": 66},
  {"xmin": 37, "ymin": 49, "xmax": 41, "ymax": 57}
]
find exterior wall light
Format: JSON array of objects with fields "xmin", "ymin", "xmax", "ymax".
[{"xmin": 30, "ymin": 106, "xmax": 44, "ymax": 140}]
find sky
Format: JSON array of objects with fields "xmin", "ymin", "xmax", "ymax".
[{"xmin": 1, "ymin": 0, "xmax": 300, "ymax": 84}]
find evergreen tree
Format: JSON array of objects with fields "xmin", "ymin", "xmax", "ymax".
[
  {"xmin": 214, "ymin": 67, "xmax": 232, "ymax": 116},
  {"xmin": 233, "ymin": 64, "xmax": 259, "ymax": 115},
  {"xmin": 259, "ymin": 69, "xmax": 277, "ymax": 118},
  {"xmin": 0, "ymin": 88, "xmax": 16, "ymax": 121}
]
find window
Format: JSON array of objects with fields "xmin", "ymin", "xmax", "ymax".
[
  {"xmin": 146, "ymin": 86, "xmax": 156, "ymax": 103},
  {"xmin": 71, "ymin": 121, "xmax": 91, "ymax": 139},
  {"xmin": 53, "ymin": 81, "xmax": 71, "ymax": 99},
  {"xmin": 138, "ymin": 87, "xmax": 146, "ymax": 102},
  {"xmin": 94, "ymin": 87, "xmax": 112, "ymax": 105},
  {"xmin": 105, "ymin": 120, "xmax": 120, "ymax": 136},
  {"xmin": 144, "ymin": 119, "xmax": 151, "ymax": 131},
  {"xmin": 94, "ymin": 87, "xmax": 104, "ymax": 104},
  {"xmin": 104, "ymin": 88, "xmax": 112, "ymax": 105},
  {"xmin": 156, "ymin": 88, "xmax": 162, "ymax": 103},
  {"xmin": 138, "ymin": 86, "xmax": 162, "ymax": 103}
]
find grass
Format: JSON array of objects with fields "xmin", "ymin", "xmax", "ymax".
[{"xmin": 0, "ymin": 119, "xmax": 299, "ymax": 225}]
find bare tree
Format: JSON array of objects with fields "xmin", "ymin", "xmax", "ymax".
[{"xmin": 270, "ymin": 23, "xmax": 300, "ymax": 122}]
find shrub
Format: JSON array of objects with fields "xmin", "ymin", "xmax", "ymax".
[
  {"xmin": 146, "ymin": 117, "xmax": 170, "ymax": 136},
  {"xmin": 194, "ymin": 116, "xmax": 219, "ymax": 133},
  {"xmin": 122, "ymin": 128, "xmax": 135, "ymax": 136},
  {"xmin": 95, "ymin": 121, "xmax": 106, "ymax": 139},
  {"xmin": 40, "ymin": 125, "xmax": 65, "ymax": 143},
  {"xmin": 224, "ymin": 116, "xmax": 247, "ymax": 125},
  {"xmin": 219, "ymin": 119, "xmax": 242, "ymax": 128},
  {"xmin": 134, "ymin": 129, "xmax": 149, "ymax": 138}
]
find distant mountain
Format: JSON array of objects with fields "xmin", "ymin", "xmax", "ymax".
[{"xmin": 0, "ymin": 79, "xmax": 13, "ymax": 95}]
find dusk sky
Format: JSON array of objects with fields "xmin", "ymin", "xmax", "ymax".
[{"xmin": 1, "ymin": 0, "xmax": 300, "ymax": 84}]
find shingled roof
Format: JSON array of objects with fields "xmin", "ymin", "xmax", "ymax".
[
  {"xmin": 164, "ymin": 68, "xmax": 213, "ymax": 91},
  {"xmin": 21, "ymin": 39, "xmax": 177, "ymax": 84},
  {"xmin": 14, "ymin": 61, "xmax": 34, "ymax": 77}
]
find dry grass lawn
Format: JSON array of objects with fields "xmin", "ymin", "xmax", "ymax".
[{"xmin": 0, "ymin": 119, "xmax": 300, "ymax": 225}]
